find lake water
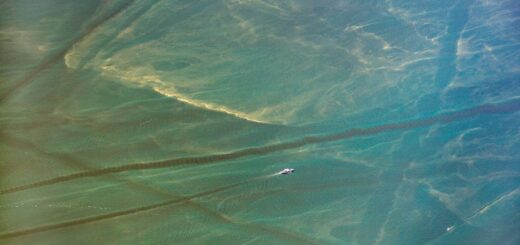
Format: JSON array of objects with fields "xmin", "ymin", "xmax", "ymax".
[{"xmin": 1, "ymin": 0, "xmax": 519, "ymax": 244}]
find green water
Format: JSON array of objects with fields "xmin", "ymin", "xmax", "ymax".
[{"xmin": 1, "ymin": 0, "xmax": 520, "ymax": 244}]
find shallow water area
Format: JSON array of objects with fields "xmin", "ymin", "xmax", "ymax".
[{"xmin": 1, "ymin": 0, "xmax": 520, "ymax": 244}]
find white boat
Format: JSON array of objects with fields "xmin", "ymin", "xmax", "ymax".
[{"xmin": 278, "ymin": 168, "xmax": 295, "ymax": 175}]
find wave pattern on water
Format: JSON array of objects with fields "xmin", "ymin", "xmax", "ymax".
[
  {"xmin": 2, "ymin": 98, "xmax": 519, "ymax": 195},
  {"xmin": 0, "ymin": 0, "xmax": 137, "ymax": 102},
  {"xmin": 2, "ymin": 0, "xmax": 519, "ymax": 244}
]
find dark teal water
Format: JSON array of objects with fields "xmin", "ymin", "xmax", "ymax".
[{"xmin": 1, "ymin": 0, "xmax": 519, "ymax": 244}]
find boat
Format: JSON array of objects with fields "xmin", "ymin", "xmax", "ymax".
[{"xmin": 278, "ymin": 168, "xmax": 295, "ymax": 175}]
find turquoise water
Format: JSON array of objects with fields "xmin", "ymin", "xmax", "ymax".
[{"xmin": 1, "ymin": 0, "xmax": 519, "ymax": 244}]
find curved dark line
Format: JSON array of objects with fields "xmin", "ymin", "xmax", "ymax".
[
  {"xmin": 0, "ymin": 0, "xmax": 136, "ymax": 103},
  {"xmin": 2, "ymin": 98, "xmax": 520, "ymax": 195}
]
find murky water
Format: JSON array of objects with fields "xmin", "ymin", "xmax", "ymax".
[{"xmin": 1, "ymin": 0, "xmax": 519, "ymax": 244}]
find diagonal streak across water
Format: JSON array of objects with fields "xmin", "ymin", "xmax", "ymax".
[
  {"xmin": 0, "ymin": 172, "xmax": 358, "ymax": 242},
  {"xmin": 1, "ymin": 98, "xmax": 520, "ymax": 195},
  {"xmin": 0, "ymin": 179, "xmax": 250, "ymax": 240},
  {"xmin": 1, "ymin": 131, "xmax": 318, "ymax": 243},
  {"xmin": 0, "ymin": 0, "xmax": 136, "ymax": 103}
]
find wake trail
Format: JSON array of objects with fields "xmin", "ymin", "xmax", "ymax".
[
  {"xmin": 423, "ymin": 188, "xmax": 520, "ymax": 244},
  {"xmin": 1, "ymin": 98, "xmax": 520, "ymax": 195}
]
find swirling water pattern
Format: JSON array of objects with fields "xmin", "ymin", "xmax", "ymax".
[{"xmin": 1, "ymin": 0, "xmax": 519, "ymax": 244}]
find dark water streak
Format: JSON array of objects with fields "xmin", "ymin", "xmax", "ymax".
[
  {"xmin": 0, "ymin": 0, "xmax": 136, "ymax": 103},
  {"xmin": 2, "ymin": 98, "xmax": 519, "ymax": 195},
  {"xmin": 434, "ymin": 0, "xmax": 471, "ymax": 88},
  {"xmin": 0, "ymin": 174, "xmax": 362, "ymax": 241},
  {"xmin": 75, "ymin": 0, "xmax": 162, "ymax": 69},
  {"xmin": 0, "ymin": 181, "xmax": 247, "ymax": 240},
  {"xmin": 0, "ymin": 133, "xmax": 316, "ymax": 244},
  {"xmin": 0, "ymin": 176, "xmax": 320, "ymax": 244}
]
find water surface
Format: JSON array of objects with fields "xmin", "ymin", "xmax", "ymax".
[{"xmin": 1, "ymin": 0, "xmax": 520, "ymax": 244}]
